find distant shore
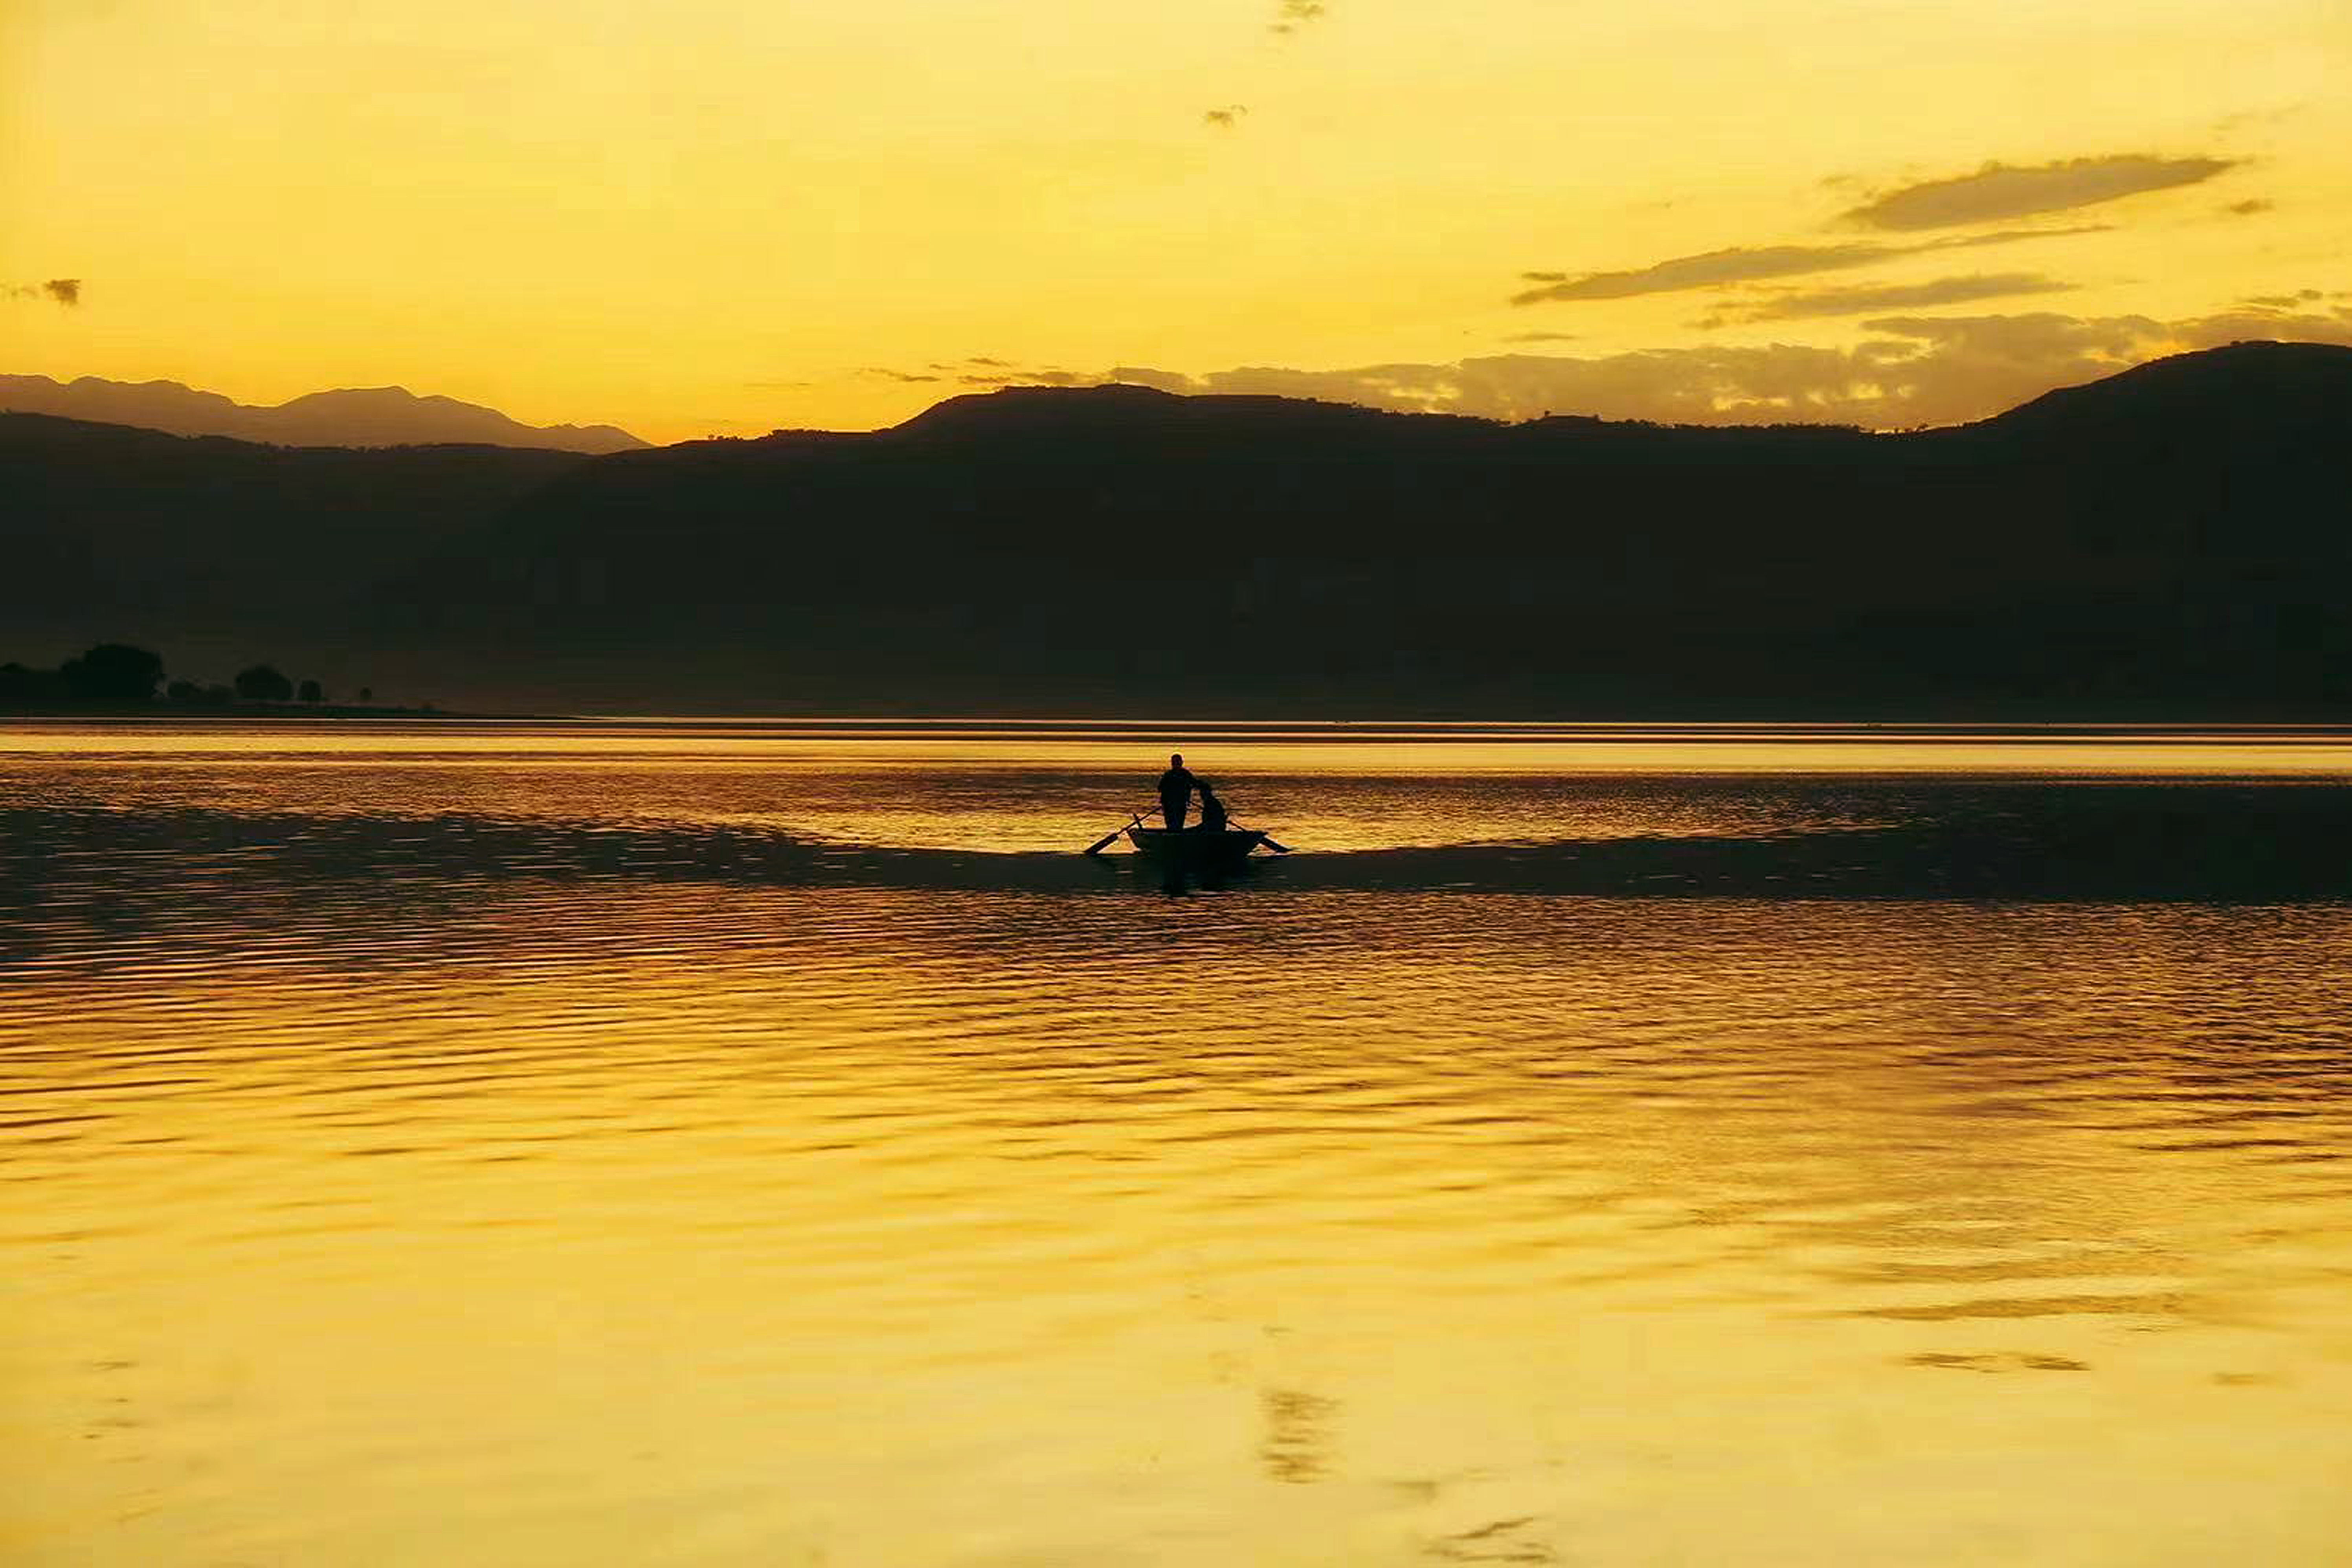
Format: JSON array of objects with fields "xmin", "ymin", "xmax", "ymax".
[{"xmin": 0, "ymin": 702, "xmax": 547, "ymax": 722}]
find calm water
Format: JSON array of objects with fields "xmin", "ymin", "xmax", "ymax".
[{"xmin": 5, "ymin": 722, "xmax": 2352, "ymax": 1565}]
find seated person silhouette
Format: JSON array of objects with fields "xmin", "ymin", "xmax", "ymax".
[{"xmin": 1193, "ymin": 782, "xmax": 1229, "ymax": 834}]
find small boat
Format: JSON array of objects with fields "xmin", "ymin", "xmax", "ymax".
[{"xmin": 1126, "ymin": 825, "xmax": 1270, "ymax": 870}]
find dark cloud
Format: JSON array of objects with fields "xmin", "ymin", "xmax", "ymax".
[
  {"xmin": 1845, "ymin": 154, "xmax": 2236, "ymax": 230},
  {"xmin": 1504, "ymin": 331, "xmax": 1580, "ymax": 343},
  {"xmin": 2243, "ymin": 289, "xmax": 2323, "ymax": 308},
  {"xmin": 864, "ymin": 356, "xmax": 1086, "ymax": 390},
  {"xmin": 1952, "ymin": 224, "xmax": 2112, "ymax": 244},
  {"xmin": 1714, "ymin": 272, "xmax": 2071, "ymax": 324},
  {"xmin": 957, "ymin": 367, "xmax": 1086, "ymax": 387},
  {"xmin": 1107, "ymin": 305, "xmax": 2352, "ymax": 430},
  {"xmin": 1204, "ymin": 105, "xmax": 1249, "ymax": 130},
  {"xmin": 1105, "ymin": 366, "xmax": 1196, "ymax": 393},
  {"xmin": 5, "ymin": 277, "xmax": 81, "ymax": 306},
  {"xmin": 1271, "ymin": 0, "xmax": 1326, "ymax": 33},
  {"xmin": 1511, "ymin": 228, "xmax": 2095, "ymax": 306},
  {"xmin": 2226, "ymin": 198, "xmax": 2276, "ymax": 216},
  {"xmin": 1513, "ymin": 243, "xmax": 1896, "ymax": 304}
]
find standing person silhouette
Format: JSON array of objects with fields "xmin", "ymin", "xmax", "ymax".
[{"xmin": 1158, "ymin": 753, "xmax": 1199, "ymax": 832}]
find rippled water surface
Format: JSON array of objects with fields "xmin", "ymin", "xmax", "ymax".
[{"xmin": 6, "ymin": 722, "xmax": 2352, "ymax": 1564}]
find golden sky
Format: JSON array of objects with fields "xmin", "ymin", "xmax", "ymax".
[{"xmin": 4, "ymin": 0, "xmax": 2348, "ymax": 441}]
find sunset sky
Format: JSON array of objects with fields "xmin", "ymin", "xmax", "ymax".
[{"xmin": 4, "ymin": 0, "xmax": 2348, "ymax": 442}]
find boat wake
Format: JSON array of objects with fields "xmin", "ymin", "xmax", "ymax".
[{"xmin": 7, "ymin": 793, "xmax": 2351, "ymax": 905}]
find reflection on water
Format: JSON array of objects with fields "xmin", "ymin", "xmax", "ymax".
[
  {"xmin": 4, "ymin": 722, "xmax": 2351, "ymax": 1565},
  {"xmin": 1259, "ymin": 1388, "xmax": 1340, "ymax": 1485}
]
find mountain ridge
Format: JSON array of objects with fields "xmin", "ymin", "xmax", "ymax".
[
  {"xmin": 5, "ymin": 341, "xmax": 2348, "ymax": 716},
  {"xmin": 0, "ymin": 374, "xmax": 647, "ymax": 454}
]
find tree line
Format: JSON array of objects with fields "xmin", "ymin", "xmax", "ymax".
[{"xmin": 0, "ymin": 643, "xmax": 373, "ymax": 711}]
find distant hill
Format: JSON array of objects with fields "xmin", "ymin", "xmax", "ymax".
[
  {"xmin": 5, "ymin": 341, "xmax": 2348, "ymax": 716},
  {"xmin": 0, "ymin": 374, "xmax": 647, "ymax": 454}
]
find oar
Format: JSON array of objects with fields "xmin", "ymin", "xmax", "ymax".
[
  {"xmin": 1234, "ymin": 817, "xmax": 1293, "ymax": 854},
  {"xmin": 1205, "ymin": 793, "xmax": 1292, "ymax": 854},
  {"xmin": 1081, "ymin": 804, "xmax": 1159, "ymax": 856}
]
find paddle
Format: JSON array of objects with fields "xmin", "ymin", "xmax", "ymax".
[
  {"xmin": 1193, "ymin": 779, "xmax": 1291, "ymax": 854},
  {"xmin": 1081, "ymin": 797, "xmax": 1293, "ymax": 857},
  {"xmin": 1081, "ymin": 804, "xmax": 1159, "ymax": 856},
  {"xmin": 1234, "ymin": 818, "xmax": 1293, "ymax": 854},
  {"xmin": 1197, "ymin": 789, "xmax": 1292, "ymax": 854}
]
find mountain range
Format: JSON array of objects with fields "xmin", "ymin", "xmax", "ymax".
[
  {"xmin": 0, "ymin": 375, "xmax": 646, "ymax": 454},
  {"xmin": 4, "ymin": 341, "xmax": 2348, "ymax": 716}
]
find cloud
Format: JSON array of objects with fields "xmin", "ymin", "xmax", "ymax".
[
  {"xmin": 864, "ymin": 356, "xmax": 1084, "ymax": 389},
  {"xmin": 2226, "ymin": 198, "xmax": 2275, "ymax": 217},
  {"xmin": 1204, "ymin": 105, "xmax": 1249, "ymax": 129},
  {"xmin": 1845, "ymin": 154, "xmax": 2235, "ymax": 230},
  {"xmin": 1104, "ymin": 305, "xmax": 2352, "ymax": 430},
  {"xmin": 1512, "ymin": 228, "xmax": 2097, "ymax": 305},
  {"xmin": 1513, "ymin": 243, "xmax": 1897, "ymax": 304},
  {"xmin": 1271, "ymin": 0, "xmax": 1326, "ymax": 33},
  {"xmin": 1504, "ymin": 331, "xmax": 1580, "ymax": 343},
  {"xmin": 5, "ymin": 277, "xmax": 81, "ymax": 306},
  {"xmin": 1712, "ymin": 272, "xmax": 2072, "ymax": 324},
  {"xmin": 957, "ymin": 367, "xmax": 1086, "ymax": 387},
  {"xmin": 1105, "ymin": 366, "xmax": 1197, "ymax": 393}
]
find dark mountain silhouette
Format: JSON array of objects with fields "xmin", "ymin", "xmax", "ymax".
[
  {"xmin": 5, "ymin": 341, "xmax": 2348, "ymax": 715},
  {"xmin": 0, "ymin": 374, "xmax": 646, "ymax": 453}
]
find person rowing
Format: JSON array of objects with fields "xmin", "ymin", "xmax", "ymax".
[
  {"xmin": 1158, "ymin": 753, "xmax": 1199, "ymax": 831},
  {"xmin": 1193, "ymin": 780, "xmax": 1229, "ymax": 834},
  {"xmin": 1081, "ymin": 755, "xmax": 1291, "ymax": 856}
]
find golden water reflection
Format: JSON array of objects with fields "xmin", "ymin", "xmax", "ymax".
[{"xmin": 4, "ymin": 726, "xmax": 2351, "ymax": 1564}]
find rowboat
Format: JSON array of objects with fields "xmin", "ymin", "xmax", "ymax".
[{"xmin": 1125, "ymin": 825, "xmax": 1270, "ymax": 870}]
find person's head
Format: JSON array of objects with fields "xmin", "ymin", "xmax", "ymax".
[{"xmin": 1170, "ymin": 753, "xmax": 1183, "ymax": 767}]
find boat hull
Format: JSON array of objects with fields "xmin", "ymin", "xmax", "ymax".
[{"xmin": 1125, "ymin": 826, "xmax": 1267, "ymax": 867}]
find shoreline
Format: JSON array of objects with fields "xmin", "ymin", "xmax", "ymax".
[
  {"xmin": 0, "ymin": 703, "xmax": 559, "ymax": 722},
  {"xmin": 7, "ymin": 709, "xmax": 2352, "ymax": 736}
]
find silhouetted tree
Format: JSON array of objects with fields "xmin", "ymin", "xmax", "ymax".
[
  {"xmin": 358, "ymin": 686, "xmax": 374, "ymax": 704},
  {"xmin": 234, "ymin": 663, "xmax": 294, "ymax": 702},
  {"xmin": 0, "ymin": 661, "xmax": 66, "ymax": 708},
  {"xmin": 167, "ymin": 679, "xmax": 200, "ymax": 702},
  {"xmin": 59, "ymin": 643, "xmax": 163, "ymax": 705},
  {"xmin": 297, "ymin": 678, "xmax": 324, "ymax": 704}
]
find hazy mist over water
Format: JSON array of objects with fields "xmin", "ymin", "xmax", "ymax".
[{"xmin": 5, "ymin": 722, "xmax": 2351, "ymax": 1564}]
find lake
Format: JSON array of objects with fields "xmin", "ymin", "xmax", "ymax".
[{"xmin": 5, "ymin": 721, "xmax": 2351, "ymax": 1564}]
